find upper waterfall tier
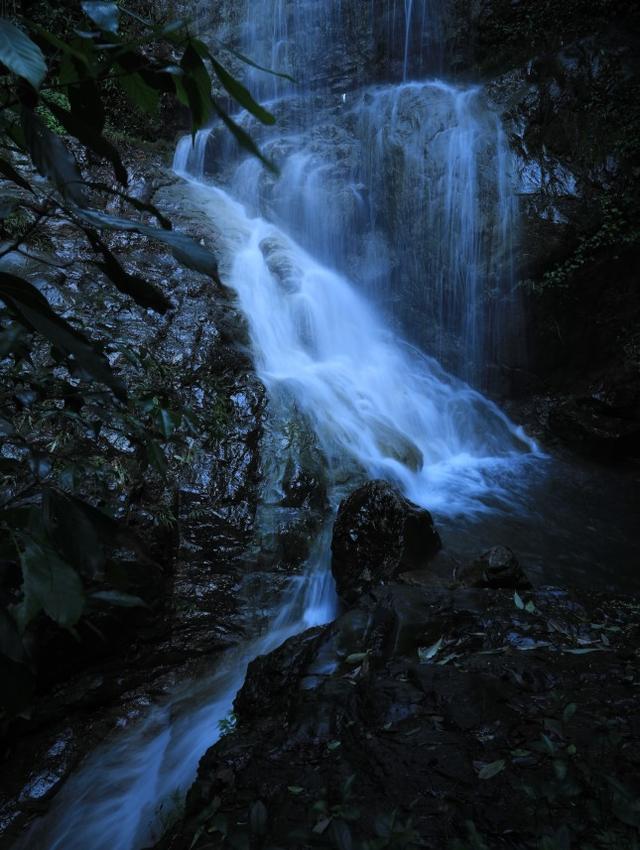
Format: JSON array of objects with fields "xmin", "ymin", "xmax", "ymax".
[
  {"xmin": 199, "ymin": 0, "xmax": 446, "ymax": 95},
  {"xmin": 176, "ymin": 80, "xmax": 521, "ymax": 385}
]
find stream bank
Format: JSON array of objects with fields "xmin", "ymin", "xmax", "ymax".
[{"xmin": 153, "ymin": 483, "xmax": 640, "ymax": 850}]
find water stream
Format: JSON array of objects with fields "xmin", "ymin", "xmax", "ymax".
[{"xmin": 10, "ymin": 3, "xmax": 548, "ymax": 848}]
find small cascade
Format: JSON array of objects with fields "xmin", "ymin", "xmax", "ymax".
[{"xmin": 13, "ymin": 526, "xmax": 337, "ymax": 850}]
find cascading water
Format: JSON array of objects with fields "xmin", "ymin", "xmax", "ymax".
[
  {"xmin": 225, "ymin": 80, "xmax": 520, "ymax": 381},
  {"xmin": 12, "ymin": 3, "xmax": 540, "ymax": 849}
]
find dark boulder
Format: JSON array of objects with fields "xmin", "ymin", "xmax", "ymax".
[
  {"xmin": 548, "ymin": 397, "xmax": 640, "ymax": 459},
  {"xmin": 331, "ymin": 480, "xmax": 441, "ymax": 604},
  {"xmin": 455, "ymin": 545, "xmax": 532, "ymax": 590}
]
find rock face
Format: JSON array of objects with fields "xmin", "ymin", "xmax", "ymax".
[
  {"xmin": 155, "ymin": 582, "xmax": 640, "ymax": 850},
  {"xmin": 331, "ymin": 480, "xmax": 441, "ymax": 604},
  {"xmin": 548, "ymin": 397, "xmax": 640, "ymax": 459},
  {"xmin": 455, "ymin": 545, "xmax": 532, "ymax": 590}
]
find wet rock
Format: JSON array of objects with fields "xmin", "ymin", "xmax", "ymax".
[
  {"xmin": 331, "ymin": 480, "xmax": 441, "ymax": 604},
  {"xmin": 280, "ymin": 455, "xmax": 327, "ymax": 511},
  {"xmin": 157, "ymin": 582, "xmax": 640, "ymax": 850},
  {"xmin": 548, "ymin": 397, "xmax": 640, "ymax": 459},
  {"xmin": 455, "ymin": 545, "xmax": 532, "ymax": 590}
]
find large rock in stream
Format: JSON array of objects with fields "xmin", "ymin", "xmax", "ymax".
[{"xmin": 331, "ymin": 480, "xmax": 442, "ymax": 604}]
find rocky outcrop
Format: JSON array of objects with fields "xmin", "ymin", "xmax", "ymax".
[
  {"xmin": 0, "ymin": 151, "xmax": 298, "ymax": 843},
  {"xmin": 548, "ymin": 397, "xmax": 640, "ymax": 459},
  {"xmin": 455, "ymin": 545, "xmax": 532, "ymax": 590},
  {"xmin": 331, "ymin": 480, "xmax": 441, "ymax": 604},
  {"xmin": 155, "ymin": 580, "xmax": 640, "ymax": 850}
]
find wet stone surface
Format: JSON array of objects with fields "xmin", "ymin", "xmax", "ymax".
[
  {"xmin": 155, "ymin": 577, "xmax": 640, "ymax": 850},
  {"xmin": 0, "ymin": 152, "xmax": 328, "ymax": 846}
]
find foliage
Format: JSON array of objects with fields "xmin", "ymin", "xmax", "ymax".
[
  {"xmin": 0, "ymin": 1, "xmax": 276, "ymax": 724},
  {"xmin": 473, "ymin": 0, "xmax": 640, "ymax": 73},
  {"xmin": 521, "ymin": 196, "xmax": 640, "ymax": 295}
]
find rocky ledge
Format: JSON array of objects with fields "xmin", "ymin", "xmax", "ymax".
[{"xmin": 155, "ymin": 482, "xmax": 640, "ymax": 850}]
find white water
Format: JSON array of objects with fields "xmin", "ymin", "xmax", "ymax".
[
  {"xmin": 220, "ymin": 80, "xmax": 520, "ymax": 382},
  {"xmin": 14, "ymin": 544, "xmax": 337, "ymax": 850},
  {"xmin": 170, "ymin": 174, "xmax": 535, "ymax": 516},
  {"xmin": 11, "ymin": 4, "xmax": 541, "ymax": 848}
]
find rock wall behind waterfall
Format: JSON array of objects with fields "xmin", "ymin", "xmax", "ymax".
[{"xmin": 181, "ymin": 0, "xmax": 449, "ymax": 90}]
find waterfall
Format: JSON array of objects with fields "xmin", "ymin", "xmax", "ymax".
[
  {"xmin": 173, "ymin": 180, "xmax": 533, "ymax": 515},
  {"xmin": 221, "ymin": 80, "xmax": 520, "ymax": 383},
  {"xmin": 11, "ymin": 4, "xmax": 539, "ymax": 850}
]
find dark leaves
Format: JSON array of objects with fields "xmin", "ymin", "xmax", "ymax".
[
  {"xmin": 0, "ymin": 271, "xmax": 126, "ymax": 400},
  {"xmin": 207, "ymin": 53, "xmax": 276, "ymax": 126},
  {"xmin": 0, "ymin": 157, "xmax": 35, "ymax": 194},
  {"xmin": 212, "ymin": 101, "xmax": 278, "ymax": 175},
  {"xmin": 76, "ymin": 208, "xmax": 221, "ymax": 281},
  {"xmin": 84, "ymin": 227, "xmax": 172, "ymax": 313},
  {"xmin": 46, "ymin": 101, "xmax": 128, "ymax": 187},
  {"xmin": 21, "ymin": 108, "xmax": 88, "ymax": 206},
  {"xmin": 15, "ymin": 536, "xmax": 86, "ymax": 631},
  {"xmin": 81, "ymin": 1, "xmax": 120, "ymax": 34},
  {"xmin": 0, "ymin": 19, "xmax": 47, "ymax": 89}
]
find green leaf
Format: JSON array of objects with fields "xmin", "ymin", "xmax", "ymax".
[
  {"xmin": 75, "ymin": 208, "xmax": 221, "ymax": 280},
  {"xmin": 477, "ymin": 760, "xmax": 506, "ymax": 780},
  {"xmin": 86, "ymin": 182, "xmax": 171, "ymax": 228},
  {"xmin": 21, "ymin": 108, "xmax": 88, "ymax": 206},
  {"xmin": 216, "ymin": 43, "xmax": 295, "ymax": 83},
  {"xmin": 90, "ymin": 590, "xmax": 147, "ymax": 608},
  {"xmin": 524, "ymin": 600, "xmax": 536, "ymax": 614},
  {"xmin": 178, "ymin": 43, "xmax": 213, "ymax": 132},
  {"xmin": 81, "ymin": 1, "xmax": 119, "ymax": 33},
  {"xmin": 46, "ymin": 101, "xmax": 128, "ymax": 186},
  {"xmin": 94, "ymin": 257, "xmax": 171, "ymax": 312},
  {"xmin": 418, "ymin": 636, "xmax": 443, "ymax": 662},
  {"xmin": 44, "ymin": 490, "xmax": 105, "ymax": 577},
  {"xmin": 156, "ymin": 407, "xmax": 180, "ymax": 439},
  {"xmin": 552, "ymin": 759, "xmax": 568, "ymax": 781},
  {"xmin": 205, "ymin": 50, "xmax": 276, "ymax": 125},
  {"xmin": 118, "ymin": 70, "xmax": 159, "ymax": 114},
  {"xmin": 0, "ymin": 608, "xmax": 27, "ymax": 663},
  {"xmin": 16, "ymin": 537, "xmax": 86, "ymax": 631},
  {"xmin": 83, "ymin": 228, "xmax": 171, "ymax": 313},
  {"xmin": 514, "ymin": 591, "xmax": 524, "ymax": 610},
  {"xmin": 541, "ymin": 733, "xmax": 556, "ymax": 755},
  {"xmin": 211, "ymin": 101, "xmax": 277, "ymax": 175},
  {"xmin": 327, "ymin": 740, "xmax": 341, "ymax": 751},
  {"xmin": 313, "ymin": 817, "xmax": 332, "ymax": 835},
  {"xmin": 0, "ymin": 19, "xmax": 47, "ymax": 89},
  {"xmin": 0, "ymin": 271, "xmax": 126, "ymax": 400},
  {"xmin": 345, "ymin": 652, "xmax": 368, "ymax": 665},
  {"xmin": 0, "ymin": 157, "xmax": 34, "ymax": 193},
  {"xmin": 563, "ymin": 703, "xmax": 577, "ymax": 724},
  {"xmin": 287, "ymin": 786, "xmax": 303, "ymax": 795},
  {"xmin": 249, "ymin": 801, "xmax": 267, "ymax": 836},
  {"xmin": 329, "ymin": 819, "xmax": 353, "ymax": 850},
  {"xmin": 563, "ymin": 647, "xmax": 605, "ymax": 655},
  {"xmin": 65, "ymin": 75, "xmax": 106, "ymax": 135},
  {"xmin": 146, "ymin": 440, "xmax": 167, "ymax": 476}
]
